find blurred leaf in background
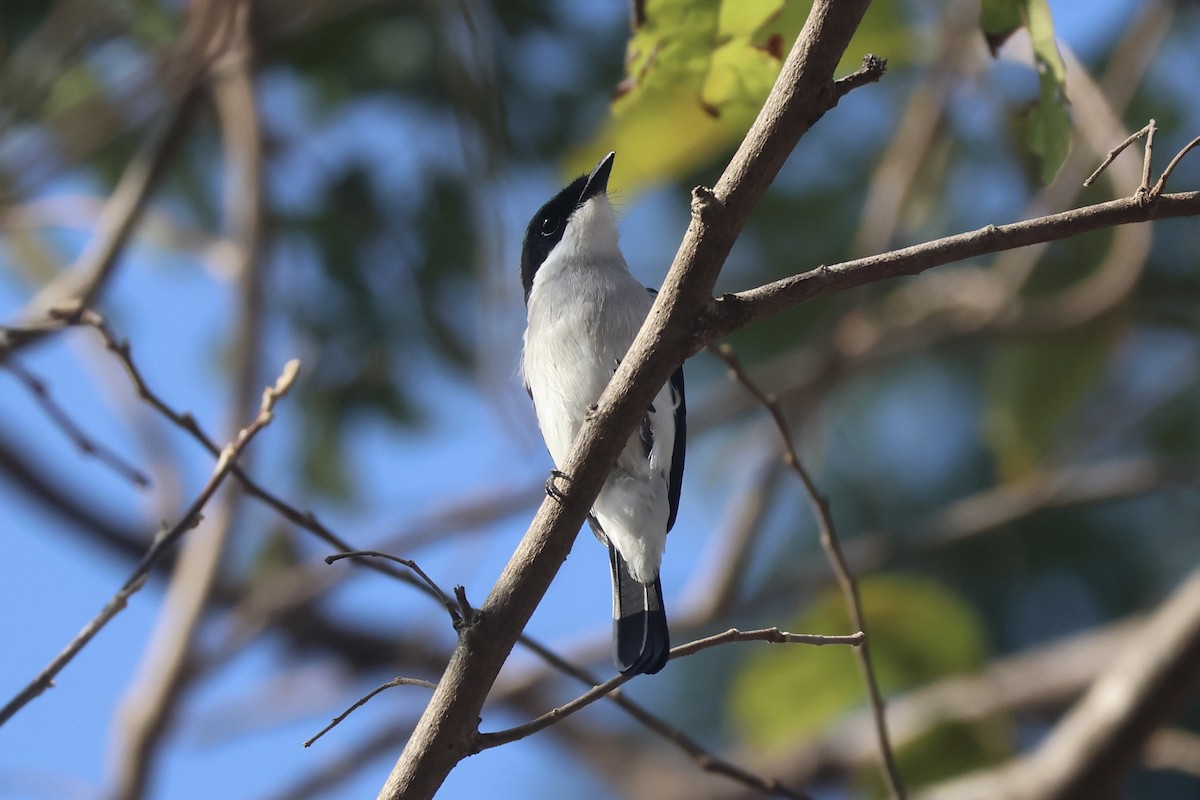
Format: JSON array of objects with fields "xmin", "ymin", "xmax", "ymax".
[{"xmin": 730, "ymin": 575, "xmax": 988, "ymax": 749}]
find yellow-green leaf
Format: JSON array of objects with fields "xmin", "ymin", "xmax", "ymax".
[{"xmin": 568, "ymin": 0, "xmax": 913, "ymax": 190}]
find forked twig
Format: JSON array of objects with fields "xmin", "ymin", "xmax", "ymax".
[
  {"xmin": 327, "ymin": 544, "xmax": 854, "ymax": 799},
  {"xmin": 474, "ymin": 627, "xmax": 863, "ymax": 753},
  {"xmin": 513, "ymin": 633, "xmax": 819, "ymax": 800},
  {"xmin": 710, "ymin": 343, "xmax": 906, "ymax": 800},
  {"xmin": 1084, "ymin": 120, "xmax": 1155, "ymax": 188},
  {"xmin": 1084, "ymin": 119, "xmax": 1200, "ymax": 200}
]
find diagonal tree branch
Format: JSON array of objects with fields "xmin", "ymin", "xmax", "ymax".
[
  {"xmin": 919, "ymin": 565, "xmax": 1200, "ymax": 800},
  {"xmin": 377, "ymin": 4, "xmax": 882, "ymax": 797}
]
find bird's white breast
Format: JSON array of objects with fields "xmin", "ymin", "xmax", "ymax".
[{"xmin": 520, "ymin": 195, "xmax": 677, "ymax": 582}]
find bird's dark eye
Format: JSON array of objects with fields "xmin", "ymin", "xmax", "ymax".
[{"xmin": 540, "ymin": 218, "xmax": 558, "ymax": 236}]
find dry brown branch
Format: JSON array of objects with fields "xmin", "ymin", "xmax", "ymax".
[
  {"xmin": 919, "ymin": 566, "xmax": 1200, "ymax": 800},
  {"xmin": 204, "ymin": 483, "xmax": 541, "ymax": 674},
  {"xmin": 1083, "ymin": 120, "xmax": 1155, "ymax": 188},
  {"xmin": 70, "ymin": 307, "xmax": 427, "ymax": 592},
  {"xmin": 710, "ymin": 343, "xmax": 905, "ymax": 798},
  {"xmin": 0, "ymin": 359, "xmax": 299, "ymax": 727},
  {"xmin": 700, "ymin": 189, "xmax": 1200, "ymax": 346},
  {"xmin": 304, "ymin": 542, "xmax": 853, "ymax": 800},
  {"xmin": 475, "ymin": 627, "xmax": 865, "ymax": 753},
  {"xmin": 1150, "ymin": 135, "xmax": 1200, "ymax": 198}
]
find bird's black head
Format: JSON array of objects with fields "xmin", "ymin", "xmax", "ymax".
[{"xmin": 520, "ymin": 151, "xmax": 615, "ymax": 305}]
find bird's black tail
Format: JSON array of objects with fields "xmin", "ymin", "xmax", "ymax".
[{"xmin": 608, "ymin": 543, "xmax": 669, "ymax": 676}]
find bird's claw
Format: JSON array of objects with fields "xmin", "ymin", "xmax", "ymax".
[
  {"xmin": 585, "ymin": 403, "xmax": 599, "ymax": 421},
  {"xmin": 545, "ymin": 469, "xmax": 571, "ymax": 503}
]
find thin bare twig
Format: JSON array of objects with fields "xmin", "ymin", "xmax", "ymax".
[
  {"xmin": 1141, "ymin": 119, "xmax": 1157, "ymax": 192},
  {"xmin": 1150, "ymin": 135, "xmax": 1200, "ymax": 198},
  {"xmin": 710, "ymin": 343, "xmax": 906, "ymax": 800},
  {"xmin": 0, "ymin": 359, "xmax": 299, "ymax": 727},
  {"xmin": 515, "ymin": 633, "xmax": 817, "ymax": 800},
  {"xmin": 702, "ymin": 190, "xmax": 1200, "ymax": 345},
  {"xmin": 303, "ymin": 677, "xmax": 436, "ymax": 748},
  {"xmin": 1083, "ymin": 117, "xmax": 1200, "ymax": 201},
  {"xmin": 325, "ymin": 550, "xmax": 461, "ymax": 625},
  {"xmin": 1083, "ymin": 120, "xmax": 1155, "ymax": 187},
  {"xmin": 475, "ymin": 627, "xmax": 864, "ymax": 752},
  {"xmin": 65, "ymin": 307, "xmax": 426, "ymax": 592},
  {"xmin": 0, "ymin": 357, "xmax": 150, "ymax": 486}
]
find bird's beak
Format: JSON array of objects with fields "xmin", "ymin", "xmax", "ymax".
[{"xmin": 580, "ymin": 151, "xmax": 615, "ymax": 204}]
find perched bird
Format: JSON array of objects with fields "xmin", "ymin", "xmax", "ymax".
[{"xmin": 520, "ymin": 151, "xmax": 686, "ymax": 676}]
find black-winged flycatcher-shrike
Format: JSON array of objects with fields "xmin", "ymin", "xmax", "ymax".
[{"xmin": 520, "ymin": 151, "xmax": 686, "ymax": 676}]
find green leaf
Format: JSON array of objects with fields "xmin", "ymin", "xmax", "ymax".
[
  {"xmin": 979, "ymin": 0, "xmax": 1070, "ymax": 183},
  {"xmin": 729, "ymin": 575, "xmax": 987, "ymax": 750},
  {"xmin": 980, "ymin": 0, "xmax": 1021, "ymax": 54},
  {"xmin": 44, "ymin": 63, "xmax": 100, "ymax": 119},
  {"xmin": 1023, "ymin": 0, "xmax": 1069, "ymax": 183},
  {"xmin": 1027, "ymin": 68, "xmax": 1071, "ymax": 184},
  {"xmin": 1023, "ymin": 0, "xmax": 1065, "ymax": 85},
  {"xmin": 568, "ymin": 0, "xmax": 912, "ymax": 190},
  {"xmin": 983, "ymin": 318, "xmax": 1119, "ymax": 480}
]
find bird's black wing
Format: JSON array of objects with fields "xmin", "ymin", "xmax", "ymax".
[
  {"xmin": 665, "ymin": 365, "xmax": 685, "ymax": 532},
  {"xmin": 644, "ymin": 288, "xmax": 686, "ymax": 533}
]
